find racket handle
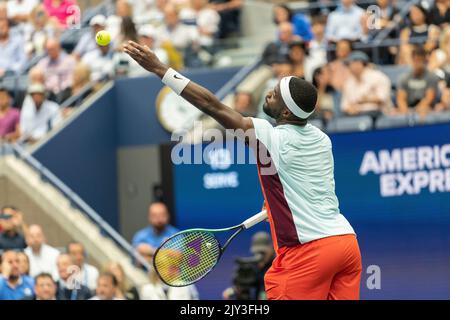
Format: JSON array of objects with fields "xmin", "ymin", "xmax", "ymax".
[{"xmin": 242, "ymin": 210, "xmax": 268, "ymax": 229}]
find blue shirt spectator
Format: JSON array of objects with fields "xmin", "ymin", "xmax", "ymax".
[
  {"xmin": 325, "ymin": 0, "xmax": 364, "ymax": 42},
  {"xmin": 132, "ymin": 202, "xmax": 179, "ymax": 259},
  {"xmin": 0, "ymin": 251, "xmax": 35, "ymax": 300},
  {"xmin": 273, "ymin": 4, "xmax": 313, "ymax": 42},
  {"xmin": 0, "ymin": 18, "xmax": 26, "ymax": 77}
]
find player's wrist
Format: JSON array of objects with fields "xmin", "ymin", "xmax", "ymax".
[{"xmin": 161, "ymin": 67, "xmax": 190, "ymax": 95}]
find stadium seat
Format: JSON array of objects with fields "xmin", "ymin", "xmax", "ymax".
[
  {"xmin": 377, "ymin": 65, "xmax": 411, "ymax": 88},
  {"xmin": 423, "ymin": 111, "xmax": 450, "ymax": 125},
  {"xmin": 326, "ymin": 116, "xmax": 373, "ymax": 133},
  {"xmin": 375, "ymin": 114, "xmax": 415, "ymax": 129}
]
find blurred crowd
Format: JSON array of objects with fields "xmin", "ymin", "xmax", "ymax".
[
  {"xmin": 0, "ymin": 203, "xmax": 199, "ymax": 300},
  {"xmin": 0, "ymin": 0, "xmax": 244, "ymax": 144},
  {"xmin": 231, "ymin": 0, "xmax": 450, "ymax": 124}
]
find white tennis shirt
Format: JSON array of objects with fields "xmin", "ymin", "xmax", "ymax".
[{"xmin": 251, "ymin": 118, "xmax": 355, "ymax": 247}]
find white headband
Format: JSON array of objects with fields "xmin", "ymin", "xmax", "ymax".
[{"xmin": 280, "ymin": 76, "xmax": 315, "ymax": 119}]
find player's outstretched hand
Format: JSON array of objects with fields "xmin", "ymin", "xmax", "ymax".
[{"xmin": 123, "ymin": 41, "xmax": 164, "ymax": 74}]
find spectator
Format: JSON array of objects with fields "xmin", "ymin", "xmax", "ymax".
[
  {"xmin": 398, "ymin": 3, "xmax": 440, "ymax": 65},
  {"xmin": 0, "ymin": 87, "xmax": 20, "ymax": 142},
  {"xmin": 106, "ymin": 0, "xmax": 133, "ymax": 41},
  {"xmin": 81, "ymin": 43, "xmax": 115, "ymax": 82},
  {"xmin": 0, "ymin": 18, "xmax": 27, "ymax": 77},
  {"xmin": 311, "ymin": 66, "xmax": 334, "ymax": 122},
  {"xmin": 37, "ymin": 38, "xmax": 77, "ymax": 103},
  {"xmin": 209, "ymin": 0, "xmax": 242, "ymax": 39},
  {"xmin": 42, "ymin": 0, "xmax": 77, "ymax": 29},
  {"xmin": 73, "ymin": 14, "xmax": 107, "ymax": 60},
  {"xmin": 103, "ymin": 262, "xmax": 139, "ymax": 300},
  {"xmin": 429, "ymin": 26, "xmax": 450, "ymax": 76},
  {"xmin": 289, "ymin": 40, "xmax": 324, "ymax": 82},
  {"xmin": 132, "ymin": 202, "xmax": 179, "ymax": 263},
  {"xmin": 325, "ymin": 0, "xmax": 364, "ymax": 42},
  {"xmin": 140, "ymin": 268, "xmax": 197, "ymax": 300},
  {"xmin": 22, "ymin": 273, "xmax": 57, "ymax": 300},
  {"xmin": 397, "ymin": 46, "xmax": 440, "ymax": 117},
  {"xmin": 341, "ymin": 51, "xmax": 392, "ymax": 116},
  {"xmin": 132, "ymin": 0, "xmax": 160, "ymax": 26},
  {"xmin": 262, "ymin": 22, "xmax": 299, "ymax": 65},
  {"xmin": 90, "ymin": 272, "xmax": 124, "ymax": 300},
  {"xmin": 24, "ymin": 224, "xmax": 60, "ymax": 280},
  {"xmin": 7, "ymin": 0, "xmax": 39, "ymax": 25},
  {"xmin": 309, "ymin": 15, "xmax": 327, "ymax": 65},
  {"xmin": 272, "ymin": 4, "xmax": 313, "ymax": 42},
  {"xmin": 62, "ymin": 62, "xmax": 93, "ymax": 114},
  {"xmin": 116, "ymin": 16, "xmax": 138, "ymax": 51},
  {"xmin": 138, "ymin": 25, "xmax": 168, "ymax": 65},
  {"xmin": 25, "ymin": 4, "xmax": 58, "ymax": 59},
  {"xmin": 0, "ymin": 251, "xmax": 34, "ymax": 300},
  {"xmin": 428, "ymin": 0, "xmax": 450, "ymax": 28},
  {"xmin": 55, "ymin": 253, "xmax": 92, "ymax": 300},
  {"xmin": 29, "ymin": 65, "xmax": 46, "ymax": 85},
  {"xmin": 327, "ymin": 38, "xmax": 353, "ymax": 91},
  {"xmin": 180, "ymin": 0, "xmax": 220, "ymax": 47},
  {"xmin": 0, "ymin": 207, "xmax": 27, "ymax": 251},
  {"xmin": 66, "ymin": 241, "xmax": 99, "ymax": 292},
  {"xmin": 233, "ymin": 91, "xmax": 256, "ymax": 117},
  {"xmin": 19, "ymin": 83, "xmax": 63, "ymax": 143},
  {"xmin": 157, "ymin": 4, "xmax": 199, "ymax": 53},
  {"xmin": 436, "ymin": 75, "xmax": 450, "ymax": 112},
  {"xmin": 17, "ymin": 252, "xmax": 30, "ymax": 276},
  {"xmin": 0, "ymin": 2, "xmax": 7, "ymax": 20}
]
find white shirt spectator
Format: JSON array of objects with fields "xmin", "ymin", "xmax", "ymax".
[
  {"xmin": 82, "ymin": 47, "xmax": 115, "ymax": 81},
  {"xmin": 7, "ymin": 0, "xmax": 38, "ymax": 20},
  {"xmin": 140, "ymin": 282, "xmax": 198, "ymax": 300},
  {"xmin": 157, "ymin": 23, "xmax": 199, "ymax": 50},
  {"xmin": 79, "ymin": 263, "xmax": 99, "ymax": 292},
  {"xmin": 325, "ymin": 4, "xmax": 364, "ymax": 42},
  {"xmin": 25, "ymin": 244, "xmax": 60, "ymax": 280},
  {"xmin": 20, "ymin": 96, "xmax": 63, "ymax": 140},
  {"xmin": 179, "ymin": 7, "xmax": 220, "ymax": 47}
]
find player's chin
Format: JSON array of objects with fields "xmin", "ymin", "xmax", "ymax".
[{"xmin": 262, "ymin": 104, "xmax": 274, "ymax": 119}]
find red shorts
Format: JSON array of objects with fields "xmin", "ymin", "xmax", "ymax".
[{"xmin": 264, "ymin": 234, "xmax": 362, "ymax": 300}]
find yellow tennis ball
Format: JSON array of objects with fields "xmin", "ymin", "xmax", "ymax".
[{"xmin": 95, "ymin": 30, "xmax": 111, "ymax": 46}]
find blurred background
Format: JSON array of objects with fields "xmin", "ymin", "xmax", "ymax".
[{"xmin": 0, "ymin": 0, "xmax": 449, "ymax": 300}]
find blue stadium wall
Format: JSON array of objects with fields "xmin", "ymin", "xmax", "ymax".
[{"xmin": 32, "ymin": 67, "xmax": 450, "ymax": 299}]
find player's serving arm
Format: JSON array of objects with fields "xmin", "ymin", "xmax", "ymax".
[
  {"xmin": 124, "ymin": 40, "xmax": 363, "ymax": 300},
  {"xmin": 123, "ymin": 41, "xmax": 253, "ymax": 133}
]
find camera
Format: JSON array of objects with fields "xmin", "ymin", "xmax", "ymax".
[{"xmin": 231, "ymin": 253, "xmax": 264, "ymax": 300}]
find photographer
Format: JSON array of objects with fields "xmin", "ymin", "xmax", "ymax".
[{"xmin": 223, "ymin": 231, "xmax": 275, "ymax": 300}]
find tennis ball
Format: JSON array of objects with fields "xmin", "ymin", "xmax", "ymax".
[{"xmin": 95, "ymin": 30, "xmax": 111, "ymax": 46}]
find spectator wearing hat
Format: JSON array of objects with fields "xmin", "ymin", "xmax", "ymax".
[
  {"xmin": 0, "ymin": 206, "xmax": 27, "ymax": 251},
  {"xmin": 0, "ymin": 87, "xmax": 20, "ymax": 142},
  {"xmin": 37, "ymin": 38, "xmax": 77, "ymax": 103},
  {"xmin": 341, "ymin": 51, "xmax": 392, "ymax": 117},
  {"xmin": 73, "ymin": 14, "xmax": 108, "ymax": 60},
  {"xmin": 0, "ymin": 18, "xmax": 27, "ymax": 78},
  {"xmin": 19, "ymin": 83, "xmax": 62, "ymax": 143},
  {"xmin": 325, "ymin": 0, "xmax": 364, "ymax": 43},
  {"xmin": 397, "ymin": 46, "xmax": 440, "ymax": 118}
]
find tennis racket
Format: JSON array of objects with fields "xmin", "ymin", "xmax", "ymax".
[{"xmin": 153, "ymin": 210, "xmax": 268, "ymax": 287}]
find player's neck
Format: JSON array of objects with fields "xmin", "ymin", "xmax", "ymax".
[{"xmin": 276, "ymin": 119, "xmax": 307, "ymax": 127}]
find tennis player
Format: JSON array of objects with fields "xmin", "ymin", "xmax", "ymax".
[{"xmin": 124, "ymin": 41, "xmax": 362, "ymax": 300}]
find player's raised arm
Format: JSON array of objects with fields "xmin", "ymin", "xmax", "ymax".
[{"xmin": 123, "ymin": 41, "xmax": 254, "ymax": 132}]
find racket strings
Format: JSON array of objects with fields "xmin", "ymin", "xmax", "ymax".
[{"xmin": 154, "ymin": 231, "xmax": 221, "ymax": 286}]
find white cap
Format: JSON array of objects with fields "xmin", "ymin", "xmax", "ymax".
[
  {"xmin": 90, "ymin": 14, "xmax": 106, "ymax": 27},
  {"xmin": 28, "ymin": 83, "xmax": 46, "ymax": 94},
  {"xmin": 138, "ymin": 25, "xmax": 157, "ymax": 39}
]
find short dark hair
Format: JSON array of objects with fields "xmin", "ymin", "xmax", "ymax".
[
  {"xmin": 412, "ymin": 45, "xmax": 427, "ymax": 58},
  {"xmin": 288, "ymin": 77, "xmax": 318, "ymax": 115},
  {"xmin": 35, "ymin": 272, "xmax": 55, "ymax": 285},
  {"xmin": 66, "ymin": 241, "xmax": 85, "ymax": 254},
  {"xmin": 99, "ymin": 271, "xmax": 118, "ymax": 287}
]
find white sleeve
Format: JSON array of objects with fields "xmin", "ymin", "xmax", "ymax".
[{"xmin": 250, "ymin": 117, "xmax": 278, "ymax": 155}]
